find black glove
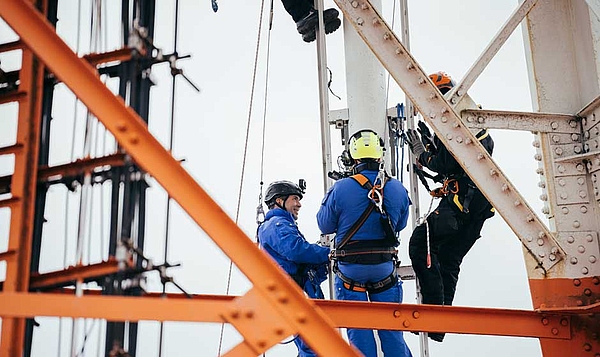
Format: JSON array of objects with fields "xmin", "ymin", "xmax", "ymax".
[
  {"xmin": 405, "ymin": 129, "xmax": 426, "ymax": 157},
  {"xmin": 417, "ymin": 121, "xmax": 437, "ymax": 153}
]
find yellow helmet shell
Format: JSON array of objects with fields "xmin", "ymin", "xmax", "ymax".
[{"xmin": 349, "ymin": 130, "xmax": 384, "ymax": 159}]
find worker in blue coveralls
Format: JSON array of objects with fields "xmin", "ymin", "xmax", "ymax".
[
  {"xmin": 317, "ymin": 129, "xmax": 413, "ymax": 357},
  {"xmin": 405, "ymin": 72, "xmax": 495, "ymax": 343},
  {"xmin": 280, "ymin": 0, "xmax": 341, "ymax": 42},
  {"xmin": 258, "ymin": 180, "xmax": 330, "ymax": 357}
]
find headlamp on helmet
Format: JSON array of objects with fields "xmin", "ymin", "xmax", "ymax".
[{"xmin": 348, "ymin": 130, "xmax": 384, "ymax": 160}]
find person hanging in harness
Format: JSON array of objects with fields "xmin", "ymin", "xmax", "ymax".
[
  {"xmin": 280, "ymin": 0, "xmax": 341, "ymax": 42},
  {"xmin": 257, "ymin": 180, "xmax": 329, "ymax": 357},
  {"xmin": 317, "ymin": 130, "xmax": 412, "ymax": 357},
  {"xmin": 405, "ymin": 71, "xmax": 496, "ymax": 343}
]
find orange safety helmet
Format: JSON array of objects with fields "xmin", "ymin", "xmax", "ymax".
[{"xmin": 429, "ymin": 71, "xmax": 455, "ymax": 94}]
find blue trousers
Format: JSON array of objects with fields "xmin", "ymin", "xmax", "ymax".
[
  {"xmin": 334, "ymin": 276, "xmax": 413, "ymax": 357},
  {"xmin": 294, "ymin": 337, "xmax": 316, "ymax": 357}
]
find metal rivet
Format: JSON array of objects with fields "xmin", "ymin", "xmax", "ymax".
[
  {"xmin": 560, "ymin": 192, "xmax": 568, "ymax": 200},
  {"xmin": 477, "ymin": 153, "xmax": 485, "ymax": 160},
  {"xmin": 538, "ymin": 181, "xmax": 546, "ymax": 188},
  {"xmin": 573, "ymin": 279, "xmax": 581, "ymax": 286},
  {"xmin": 245, "ymin": 310, "xmax": 255, "ymax": 319},
  {"xmin": 538, "ymin": 232, "xmax": 546, "ymax": 239},
  {"xmin": 586, "ymin": 234, "xmax": 593, "ymax": 242},
  {"xmin": 441, "ymin": 117, "xmax": 448, "ymax": 123},
  {"xmin": 297, "ymin": 313, "xmax": 307, "ymax": 324},
  {"xmin": 429, "ymin": 113, "xmax": 436, "ymax": 119},
  {"xmin": 257, "ymin": 340, "xmax": 267, "ymax": 348},
  {"xmin": 584, "ymin": 288, "xmax": 592, "ymax": 296},
  {"xmin": 576, "ymin": 164, "xmax": 584, "ymax": 172},
  {"xmin": 277, "ymin": 293, "xmax": 289, "ymax": 304},
  {"xmin": 577, "ymin": 177, "xmax": 585, "ymax": 185},
  {"xmin": 526, "ymin": 214, "xmax": 534, "ymax": 222},
  {"xmin": 562, "ymin": 207, "xmax": 569, "ymax": 215},
  {"xmin": 552, "ymin": 135, "xmax": 560, "ymax": 143},
  {"xmin": 383, "ymin": 32, "xmax": 391, "ymax": 40},
  {"xmin": 573, "ymin": 220, "xmax": 581, "ymax": 228},
  {"xmin": 551, "ymin": 247, "xmax": 558, "ymax": 254},
  {"xmin": 560, "ymin": 318, "xmax": 568, "ymax": 326},
  {"xmin": 568, "ymin": 120, "xmax": 577, "ymax": 128},
  {"xmin": 413, "ymin": 311, "xmax": 420, "ymax": 319},
  {"xmin": 551, "ymin": 122, "xmax": 559, "ymax": 129},
  {"xmin": 578, "ymin": 245, "xmax": 586, "ymax": 253},
  {"xmin": 275, "ymin": 328, "xmax": 285, "ymax": 336},
  {"xmin": 540, "ymin": 194, "xmax": 548, "ymax": 201},
  {"xmin": 589, "ymin": 255, "xmax": 597, "ymax": 263},
  {"xmin": 533, "ymin": 140, "xmax": 541, "ymax": 148},
  {"xmin": 501, "ymin": 184, "xmax": 509, "ymax": 192},
  {"xmin": 490, "ymin": 169, "xmax": 498, "ymax": 176},
  {"xmin": 446, "ymin": 134, "xmax": 453, "ymax": 140},
  {"xmin": 456, "ymin": 137, "xmax": 463, "ymax": 143},
  {"xmin": 570, "ymin": 257, "xmax": 578, "ymax": 265},
  {"xmin": 351, "ymin": 1, "xmax": 359, "ymax": 7},
  {"xmin": 555, "ymin": 147, "xmax": 563, "ymax": 156},
  {"xmin": 583, "ymin": 343, "xmax": 592, "ymax": 352},
  {"xmin": 592, "ymin": 277, "xmax": 600, "ymax": 285},
  {"xmin": 441, "ymin": 107, "xmax": 449, "ymax": 114},
  {"xmin": 395, "ymin": 48, "xmax": 403, "ymax": 55},
  {"xmin": 539, "ymin": 252, "xmax": 545, "ymax": 258},
  {"xmin": 418, "ymin": 77, "xmax": 425, "ymax": 84},
  {"xmin": 582, "ymin": 267, "xmax": 589, "ymax": 274},
  {"xmin": 542, "ymin": 207, "xmax": 550, "ymax": 214},
  {"xmin": 557, "ymin": 164, "xmax": 566, "ymax": 173},
  {"xmin": 407, "ymin": 63, "xmax": 414, "ymax": 70},
  {"xmin": 403, "ymin": 320, "xmax": 411, "ymax": 327},
  {"xmin": 571, "ymin": 133, "xmax": 580, "ymax": 141},
  {"xmin": 580, "ymin": 206, "xmax": 588, "ymax": 213},
  {"xmin": 534, "ymin": 154, "xmax": 542, "ymax": 161},
  {"xmin": 429, "ymin": 92, "xmax": 437, "ymax": 99},
  {"xmin": 549, "ymin": 253, "xmax": 556, "ymax": 261},
  {"xmin": 393, "ymin": 310, "xmax": 401, "ymax": 317},
  {"xmin": 526, "ymin": 235, "xmax": 533, "ymax": 242},
  {"xmin": 514, "ymin": 200, "xmax": 522, "ymax": 206},
  {"xmin": 567, "ymin": 236, "xmax": 575, "ymax": 243},
  {"xmin": 230, "ymin": 309, "xmax": 240, "ymax": 319},
  {"xmin": 361, "ymin": 3, "xmax": 369, "ymax": 10},
  {"xmin": 116, "ymin": 122, "xmax": 127, "ymax": 132},
  {"xmin": 579, "ymin": 190, "xmax": 587, "ymax": 198},
  {"xmin": 537, "ymin": 239, "xmax": 545, "ymax": 246},
  {"xmin": 558, "ymin": 179, "xmax": 566, "ymax": 186},
  {"xmin": 536, "ymin": 168, "xmax": 544, "ymax": 175},
  {"xmin": 551, "ymin": 328, "xmax": 559, "ymax": 335},
  {"xmin": 574, "ymin": 146, "xmax": 582, "ymax": 154},
  {"xmin": 357, "ymin": 17, "xmax": 364, "ymax": 25},
  {"xmin": 465, "ymin": 138, "xmax": 472, "ymax": 145}
]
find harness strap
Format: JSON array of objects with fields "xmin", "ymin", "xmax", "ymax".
[
  {"xmin": 335, "ymin": 266, "xmax": 398, "ymax": 294},
  {"xmin": 331, "ymin": 246, "xmax": 397, "ymax": 258},
  {"xmin": 336, "ymin": 203, "xmax": 375, "ymax": 249}
]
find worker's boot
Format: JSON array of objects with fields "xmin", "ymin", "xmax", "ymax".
[
  {"xmin": 296, "ymin": 8, "xmax": 340, "ymax": 42},
  {"xmin": 302, "ymin": 17, "xmax": 341, "ymax": 43}
]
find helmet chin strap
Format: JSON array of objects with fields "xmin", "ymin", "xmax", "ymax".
[{"xmin": 275, "ymin": 196, "xmax": 289, "ymax": 211}]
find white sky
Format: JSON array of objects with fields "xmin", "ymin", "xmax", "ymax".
[{"xmin": 0, "ymin": 0, "xmax": 549, "ymax": 356}]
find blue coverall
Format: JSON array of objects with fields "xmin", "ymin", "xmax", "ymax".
[
  {"xmin": 317, "ymin": 166, "xmax": 412, "ymax": 357},
  {"xmin": 258, "ymin": 207, "xmax": 330, "ymax": 357}
]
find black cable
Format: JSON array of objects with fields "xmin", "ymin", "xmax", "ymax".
[{"xmin": 159, "ymin": 1, "xmax": 179, "ymax": 356}]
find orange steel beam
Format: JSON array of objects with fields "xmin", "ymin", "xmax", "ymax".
[
  {"xmin": 0, "ymin": 2, "xmax": 45, "ymax": 355},
  {"xmin": 0, "ymin": 2, "xmax": 359, "ymax": 356},
  {"xmin": 0, "ymin": 91, "xmax": 27, "ymax": 105},
  {"xmin": 38, "ymin": 153, "xmax": 127, "ymax": 181},
  {"xmin": 0, "ymin": 293, "xmax": 572, "ymax": 340},
  {"xmin": 83, "ymin": 47, "xmax": 134, "ymax": 67},
  {"xmin": 28, "ymin": 259, "xmax": 121, "ymax": 290},
  {"xmin": 0, "ymin": 40, "xmax": 23, "ymax": 53}
]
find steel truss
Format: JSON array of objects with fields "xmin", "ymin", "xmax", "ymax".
[{"xmin": 0, "ymin": 0, "xmax": 598, "ymax": 356}]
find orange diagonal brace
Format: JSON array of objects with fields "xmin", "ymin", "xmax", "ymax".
[{"xmin": 0, "ymin": 2, "xmax": 359, "ymax": 356}]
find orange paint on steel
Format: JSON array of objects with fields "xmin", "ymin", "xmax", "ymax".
[
  {"xmin": 0, "ymin": 91, "xmax": 27, "ymax": 105},
  {"xmin": 0, "ymin": 2, "xmax": 46, "ymax": 354},
  {"xmin": 0, "ymin": 40, "xmax": 23, "ymax": 53},
  {"xmin": 0, "ymin": 292, "xmax": 573, "ymax": 340},
  {"xmin": 529, "ymin": 278, "xmax": 600, "ymax": 356},
  {"xmin": 29, "ymin": 259, "xmax": 121, "ymax": 290},
  {"xmin": 83, "ymin": 47, "xmax": 134, "ymax": 67},
  {"xmin": 38, "ymin": 153, "xmax": 127, "ymax": 181},
  {"xmin": 0, "ymin": 2, "xmax": 360, "ymax": 355}
]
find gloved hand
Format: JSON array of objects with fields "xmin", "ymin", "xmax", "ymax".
[
  {"xmin": 405, "ymin": 129, "xmax": 426, "ymax": 157},
  {"xmin": 417, "ymin": 121, "xmax": 437, "ymax": 152}
]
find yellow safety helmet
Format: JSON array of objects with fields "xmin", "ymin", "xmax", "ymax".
[{"xmin": 348, "ymin": 129, "xmax": 384, "ymax": 160}]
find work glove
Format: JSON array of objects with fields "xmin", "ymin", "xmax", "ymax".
[
  {"xmin": 417, "ymin": 121, "xmax": 437, "ymax": 153},
  {"xmin": 405, "ymin": 129, "xmax": 426, "ymax": 158}
]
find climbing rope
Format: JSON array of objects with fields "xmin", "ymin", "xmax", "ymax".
[{"xmin": 216, "ymin": 0, "xmax": 271, "ymax": 354}]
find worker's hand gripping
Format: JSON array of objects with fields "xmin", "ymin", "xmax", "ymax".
[
  {"xmin": 417, "ymin": 121, "xmax": 437, "ymax": 153},
  {"xmin": 405, "ymin": 129, "xmax": 426, "ymax": 158}
]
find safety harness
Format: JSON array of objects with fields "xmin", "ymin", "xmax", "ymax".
[{"xmin": 331, "ymin": 168, "xmax": 399, "ymax": 294}]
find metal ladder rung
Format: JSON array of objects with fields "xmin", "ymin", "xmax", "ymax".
[
  {"xmin": 0, "ymin": 196, "xmax": 20, "ymax": 208},
  {"xmin": 0, "ymin": 91, "xmax": 27, "ymax": 105},
  {"xmin": 0, "ymin": 144, "xmax": 24, "ymax": 156},
  {"xmin": 0, "ymin": 250, "xmax": 16, "ymax": 262}
]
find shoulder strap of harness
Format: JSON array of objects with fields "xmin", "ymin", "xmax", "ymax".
[{"xmin": 335, "ymin": 174, "xmax": 376, "ymax": 250}]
